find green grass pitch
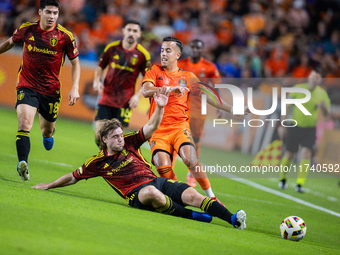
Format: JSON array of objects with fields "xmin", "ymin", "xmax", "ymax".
[{"xmin": 0, "ymin": 106, "xmax": 339, "ymax": 254}]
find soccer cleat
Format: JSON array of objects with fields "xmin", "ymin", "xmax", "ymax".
[
  {"xmin": 186, "ymin": 173, "xmax": 197, "ymax": 187},
  {"xmin": 190, "ymin": 211, "xmax": 212, "ymax": 223},
  {"xmin": 42, "ymin": 134, "xmax": 54, "ymax": 150},
  {"xmin": 17, "ymin": 160, "xmax": 29, "ymax": 181},
  {"xmin": 295, "ymin": 184, "xmax": 304, "ymax": 193},
  {"xmin": 278, "ymin": 179, "xmax": 288, "ymax": 190},
  {"xmin": 211, "ymin": 196, "xmax": 225, "ymax": 207},
  {"xmin": 231, "ymin": 209, "xmax": 246, "ymax": 229}
]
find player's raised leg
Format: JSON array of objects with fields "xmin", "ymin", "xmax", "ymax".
[
  {"xmin": 16, "ymin": 104, "xmax": 36, "ymax": 181},
  {"xmin": 179, "ymin": 144, "xmax": 225, "ymax": 206},
  {"xmin": 153, "ymin": 151, "xmax": 178, "ymax": 180},
  {"xmin": 39, "ymin": 114, "xmax": 56, "ymax": 151},
  {"xmin": 181, "ymin": 186, "xmax": 246, "ymax": 229}
]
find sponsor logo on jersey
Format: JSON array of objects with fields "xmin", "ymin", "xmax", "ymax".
[
  {"xmin": 28, "ymin": 46, "xmax": 57, "ymax": 55},
  {"xmin": 107, "ymin": 156, "xmax": 133, "ymax": 175},
  {"xmin": 110, "ymin": 62, "xmax": 135, "ymax": 72}
]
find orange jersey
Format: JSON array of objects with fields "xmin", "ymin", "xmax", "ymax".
[
  {"xmin": 143, "ymin": 64, "xmax": 203, "ymax": 134},
  {"xmin": 178, "ymin": 57, "xmax": 221, "ymax": 122}
]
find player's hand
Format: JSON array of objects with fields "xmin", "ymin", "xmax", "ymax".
[
  {"xmin": 171, "ymin": 86, "xmax": 189, "ymax": 97},
  {"xmin": 128, "ymin": 94, "xmax": 140, "ymax": 109},
  {"xmin": 68, "ymin": 87, "xmax": 80, "ymax": 106},
  {"xmin": 93, "ymin": 80, "xmax": 103, "ymax": 93},
  {"xmin": 154, "ymin": 87, "xmax": 170, "ymax": 108},
  {"xmin": 31, "ymin": 183, "xmax": 49, "ymax": 190}
]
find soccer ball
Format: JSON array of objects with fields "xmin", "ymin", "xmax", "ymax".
[{"xmin": 280, "ymin": 216, "xmax": 307, "ymax": 241}]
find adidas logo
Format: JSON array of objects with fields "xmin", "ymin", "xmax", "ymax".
[
  {"xmin": 29, "ymin": 36, "xmax": 35, "ymax": 41},
  {"xmin": 157, "ymin": 76, "xmax": 163, "ymax": 80}
]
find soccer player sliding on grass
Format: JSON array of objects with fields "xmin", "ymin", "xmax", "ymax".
[{"xmin": 32, "ymin": 87, "xmax": 246, "ymax": 229}]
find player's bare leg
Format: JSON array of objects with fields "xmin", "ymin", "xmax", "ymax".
[
  {"xmin": 16, "ymin": 104, "xmax": 37, "ymax": 181},
  {"xmin": 153, "ymin": 151, "xmax": 178, "ymax": 180},
  {"xmin": 39, "ymin": 115, "xmax": 56, "ymax": 151},
  {"xmin": 179, "ymin": 144, "xmax": 225, "ymax": 206}
]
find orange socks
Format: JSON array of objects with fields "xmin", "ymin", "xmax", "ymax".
[{"xmin": 156, "ymin": 165, "xmax": 178, "ymax": 180}]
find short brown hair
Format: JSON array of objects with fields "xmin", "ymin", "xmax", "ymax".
[{"xmin": 98, "ymin": 118, "xmax": 123, "ymax": 150}]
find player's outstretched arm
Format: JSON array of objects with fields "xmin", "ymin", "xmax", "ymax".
[
  {"xmin": 0, "ymin": 37, "xmax": 15, "ymax": 54},
  {"xmin": 143, "ymin": 87, "xmax": 169, "ymax": 140},
  {"xmin": 142, "ymin": 81, "xmax": 159, "ymax": 98},
  {"xmin": 68, "ymin": 57, "xmax": 81, "ymax": 106},
  {"xmin": 205, "ymin": 92, "xmax": 250, "ymax": 115},
  {"xmin": 31, "ymin": 173, "xmax": 78, "ymax": 190}
]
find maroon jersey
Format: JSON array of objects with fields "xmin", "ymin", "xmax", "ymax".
[
  {"xmin": 98, "ymin": 41, "xmax": 151, "ymax": 108},
  {"xmin": 73, "ymin": 129, "xmax": 157, "ymax": 199},
  {"xmin": 12, "ymin": 20, "xmax": 79, "ymax": 97}
]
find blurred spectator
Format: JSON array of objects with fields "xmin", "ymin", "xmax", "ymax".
[
  {"xmin": 264, "ymin": 43, "xmax": 289, "ymax": 78},
  {"xmin": 292, "ymin": 53, "xmax": 312, "ymax": 78},
  {"xmin": 286, "ymin": 0, "xmax": 309, "ymax": 31},
  {"xmin": 152, "ymin": 16, "xmax": 175, "ymax": 39},
  {"xmin": 243, "ymin": 2, "xmax": 266, "ymax": 35}
]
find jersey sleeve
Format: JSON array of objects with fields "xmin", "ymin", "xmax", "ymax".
[
  {"xmin": 142, "ymin": 65, "xmax": 158, "ymax": 86},
  {"xmin": 64, "ymin": 31, "xmax": 79, "ymax": 60},
  {"xmin": 73, "ymin": 153, "xmax": 103, "ymax": 180},
  {"xmin": 124, "ymin": 128, "xmax": 146, "ymax": 149},
  {"xmin": 322, "ymin": 89, "xmax": 331, "ymax": 108},
  {"xmin": 137, "ymin": 44, "xmax": 151, "ymax": 76},
  {"xmin": 12, "ymin": 24, "xmax": 28, "ymax": 43},
  {"xmin": 98, "ymin": 47, "xmax": 111, "ymax": 69}
]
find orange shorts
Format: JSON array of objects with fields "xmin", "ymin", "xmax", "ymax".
[{"xmin": 149, "ymin": 128, "xmax": 195, "ymax": 160}]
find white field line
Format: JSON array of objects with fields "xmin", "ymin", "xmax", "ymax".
[
  {"xmin": 4, "ymin": 147, "xmax": 340, "ymax": 217},
  {"xmin": 2, "ymin": 153, "xmax": 74, "ymax": 168},
  {"xmin": 141, "ymin": 143, "xmax": 340, "ymax": 217}
]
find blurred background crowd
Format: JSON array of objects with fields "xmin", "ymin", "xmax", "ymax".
[{"xmin": 0, "ymin": 0, "xmax": 340, "ymax": 105}]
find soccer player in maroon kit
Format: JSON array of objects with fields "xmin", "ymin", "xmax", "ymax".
[
  {"xmin": 93, "ymin": 20, "xmax": 151, "ymax": 147},
  {"xmin": 32, "ymin": 87, "xmax": 247, "ymax": 229},
  {"xmin": 0, "ymin": 0, "xmax": 80, "ymax": 181}
]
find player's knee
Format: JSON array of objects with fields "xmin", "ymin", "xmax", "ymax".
[
  {"xmin": 41, "ymin": 127, "xmax": 54, "ymax": 137},
  {"xmin": 18, "ymin": 117, "xmax": 33, "ymax": 131},
  {"xmin": 140, "ymin": 186, "xmax": 162, "ymax": 202},
  {"xmin": 182, "ymin": 187, "xmax": 203, "ymax": 207}
]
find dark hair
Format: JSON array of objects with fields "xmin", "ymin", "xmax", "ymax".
[
  {"xmin": 123, "ymin": 20, "xmax": 141, "ymax": 28},
  {"xmin": 162, "ymin": 37, "xmax": 183, "ymax": 53},
  {"xmin": 39, "ymin": 0, "xmax": 61, "ymax": 10},
  {"xmin": 98, "ymin": 118, "xmax": 123, "ymax": 150},
  {"xmin": 191, "ymin": 39, "xmax": 205, "ymax": 47},
  {"xmin": 309, "ymin": 60, "xmax": 324, "ymax": 76}
]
